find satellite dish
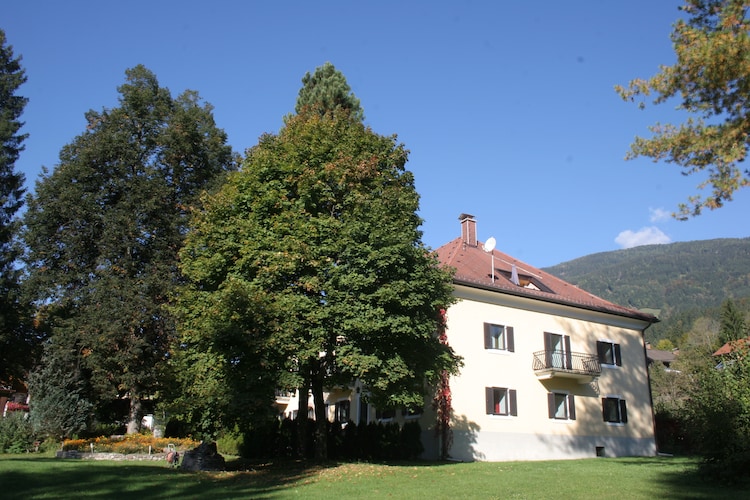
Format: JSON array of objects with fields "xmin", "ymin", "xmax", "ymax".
[{"xmin": 484, "ymin": 237, "xmax": 496, "ymax": 253}]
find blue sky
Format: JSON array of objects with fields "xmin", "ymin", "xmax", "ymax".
[{"xmin": 6, "ymin": 1, "xmax": 749, "ymax": 267}]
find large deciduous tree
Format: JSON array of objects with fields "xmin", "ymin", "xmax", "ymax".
[
  {"xmin": 616, "ymin": 0, "xmax": 750, "ymax": 218},
  {"xmin": 175, "ymin": 63, "xmax": 459, "ymax": 458},
  {"xmin": 22, "ymin": 65, "xmax": 236, "ymax": 434},
  {"xmin": 0, "ymin": 29, "xmax": 33, "ymax": 384}
]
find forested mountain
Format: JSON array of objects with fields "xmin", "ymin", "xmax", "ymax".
[{"xmin": 543, "ymin": 238, "xmax": 750, "ymax": 342}]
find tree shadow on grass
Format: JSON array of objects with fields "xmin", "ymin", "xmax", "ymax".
[
  {"xmin": 1, "ymin": 456, "xmax": 330, "ymax": 499},
  {"xmin": 614, "ymin": 456, "xmax": 750, "ymax": 499}
]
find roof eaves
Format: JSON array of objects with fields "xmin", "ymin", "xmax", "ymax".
[{"xmin": 452, "ymin": 276, "xmax": 659, "ymax": 324}]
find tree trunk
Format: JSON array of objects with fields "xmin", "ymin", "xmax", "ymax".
[
  {"xmin": 125, "ymin": 394, "xmax": 142, "ymax": 435},
  {"xmin": 311, "ymin": 372, "xmax": 327, "ymax": 461},
  {"xmin": 296, "ymin": 378, "xmax": 310, "ymax": 458}
]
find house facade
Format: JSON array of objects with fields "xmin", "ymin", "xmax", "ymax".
[
  {"xmin": 419, "ymin": 214, "xmax": 658, "ymax": 461},
  {"xmin": 274, "ymin": 214, "xmax": 659, "ymax": 461}
]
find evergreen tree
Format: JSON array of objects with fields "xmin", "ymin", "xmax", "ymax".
[
  {"xmin": 295, "ymin": 62, "xmax": 364, "ymax": 122},
  {"xmin": 0, "ymin": 28, "xmax": 32, "ymax": 384},
  {"xmin": 175, "ymin": 66, "xmax": 459, "ymax": 459},
  {"xmin": 718, "ymin": 298, "xmax": 748, "ymax": 346},
  {"xmin": 22, "ymin": 65, "xmax": 236, "ymax": 434},
  {"xmin": 27, "ymin": 341, "xmax": 94, "ymax": 444}
]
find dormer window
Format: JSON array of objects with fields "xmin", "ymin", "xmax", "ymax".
[{"xmin": 498, "ymin": 270, "xmax": 554, "ymax": 293}]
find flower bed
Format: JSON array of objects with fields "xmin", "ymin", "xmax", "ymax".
[{"xmin": 63, "ymin": 434, "xmax": 198, "ymax": 454}]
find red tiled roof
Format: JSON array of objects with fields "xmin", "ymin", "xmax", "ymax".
[
  {"xmin": 435, "ymin": 237, "xmax": 658, "ymax": 323},
  {"xmin": 713, "ymin": 337, "xmax": 750, "ymax": 356}
]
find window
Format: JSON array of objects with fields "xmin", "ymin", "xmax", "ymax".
[
  {"xmin": 401, "ymin": 406, "xmax": 424, "ymax": 419},
  {"xmin": 548, "ymin": 392, "xmax": 576, "ymax": 420},
  {"xmin": 484, "ymin": 323, "xmax": 515, "ymax": 351},
  {"xmin": 485, "ymin": 387, "xmax": 517, "ymax": 416},
  {"xmin": 544, "ymin": 332, "xmax": 572, "ymax": 369},
  {"xmin": 602, "ymin": 397, "xmax": 628, "ymax": 424},
  {"xmin": 335, "ymin": 400, "xmax": 350, "ymax": 422},
  {"xmin": 597, "ymin": 340, "xmax": 622, "ymax": 366},
  {"xmin": 376, "ymin": 408, "xmax": 396, "ymax": 421}
]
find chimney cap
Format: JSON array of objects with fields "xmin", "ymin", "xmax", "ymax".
[{"xmin": 458, "ymin": 213, "xmax": 475, "ymax": 221}]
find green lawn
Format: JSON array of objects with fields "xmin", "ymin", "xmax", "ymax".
[{"xmin": 0, "ymin": 454, "xmax": 748, "ymax": 499}]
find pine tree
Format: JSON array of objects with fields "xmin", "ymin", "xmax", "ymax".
[{"xmin": 0, "ymin": 28, "xmax": 32, "ymax": 383}]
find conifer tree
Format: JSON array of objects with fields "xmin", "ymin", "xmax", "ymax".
[{"xmin": 0, "ymin": 29, "xmax": 32, "ymax": 383}]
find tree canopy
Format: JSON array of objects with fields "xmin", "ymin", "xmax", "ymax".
[
  {"xmin": 22, "ymin": 65, "xmax": 236, "ymax": 434},
  {"xmin": 0, "ymin": 28, "xmax": 32, "ymax": 384},
  {"xmin": 294, "ymin": 62, "xmax": 364, "ymax": 122},
  {"xmin": 616, "ymin": 0, "xmax": 750, "ymax": 218},
  {"xmin": 175, "ymin": 67, "xmax": 458, "ymax": 458}
]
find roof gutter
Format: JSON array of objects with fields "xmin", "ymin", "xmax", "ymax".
[{"xmin": 452, "ymin": 277, "xmax": 659, "ymax": 325}]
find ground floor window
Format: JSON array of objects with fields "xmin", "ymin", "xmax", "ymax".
[
  {"xmin": 335, "ymin": 400, "xmax": 350, "ymax": 422},
  {"xmin": 485, "ymin": 387, "xmax": 517, "ymax": 416},
  {"xmin": 548, "ymin": 392, "xmax": 575, "ymax": 420},
  {"xmin": 602, "ymin": 396, "xmax": 627, "ymax": 424}
]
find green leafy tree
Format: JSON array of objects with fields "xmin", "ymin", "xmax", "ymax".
[
  {"xmin": 616, "ymin": 0, "xmax": 750, "ymax": 218},
  {"xmin": 0, "ymin": 29, "xmax": 33, "ymax": 383},
  {"xmin": 682, "ymin": 343, "xmax": 750, "ymax": 480},
  {"xmin": 718, "ymin": 298, "xmax": 748, "ymax": 346},
  {"xmin": 175, "ymin": 67, "xmax": 459, "ymax": 459},
  {"xmin": 22, "ymin": 65, "xmax": 236, "ymax": 434}
]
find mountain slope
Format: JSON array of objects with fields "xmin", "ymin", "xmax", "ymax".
[{"xmin": 542, "ymin": 238, "xmax": 750, "ymax": 321}]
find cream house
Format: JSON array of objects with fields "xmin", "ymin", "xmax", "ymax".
[
  {"xmin": 419, "ymin": 214, "xmax": 659, "ymax": 461},
  {"xmin": 274, "ymin": 213, "xmax": 658, "ymax": 461}
]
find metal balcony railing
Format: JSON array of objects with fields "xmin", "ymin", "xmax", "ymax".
[
  {"xmin": 532, "ymin": 350, "xmax": 601, "ymax": 382},
  {"xmin": 274, "ymin": 389, "xmax": 295, "ymax": 400}
]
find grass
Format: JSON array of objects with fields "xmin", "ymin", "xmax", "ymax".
[{"xmin": 1, "ymin": 454, "xmax": 749, "ymax": 499}]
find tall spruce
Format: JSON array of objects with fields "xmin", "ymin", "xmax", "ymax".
[
  {"xmin": 0, "ymin": 29, "xmax": 32, "ymax": 384},
  {"xmin": 175, "ymin": 64, "xmax": 459, "ymax": 459},
  {"xmin": 22, "ymin": 65, "xmax": 236, "ymax": 434},
  {"xmin": 718, "ymin": 298, "xmax": 748, "ymax": 346}
]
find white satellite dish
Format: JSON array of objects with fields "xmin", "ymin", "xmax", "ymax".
[
  {"xmin": 484, "ymin": 237, "xmax": 496, "ymax": 253},
  {"xmin": 483, "ymin": 237, "xmax": 496, "ymax": 283}
]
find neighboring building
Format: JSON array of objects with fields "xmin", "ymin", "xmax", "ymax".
[
  {"xmin": 0, "ymin": 378, "xmax": 29, "ymax": 417},
  {"xmin": 274, "ymin": 214, "xmax": 659, "ymax": 461},
  {"xmin": 646, "ymin": 344, "xmax": 678, "ymax": 371},
  {"xmin": 713, "ymin": 337, "xmax": 750, "ymax": 357}
]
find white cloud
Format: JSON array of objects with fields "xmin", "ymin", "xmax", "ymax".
[
  {"xmin": 649, "ymin": 207, "xmax": 671, "ymax": 223},
  {"xmin": 615, "ymin": 227, "xmax": 671, "ymax": 249}
]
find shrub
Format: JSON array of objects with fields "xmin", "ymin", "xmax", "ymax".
[
  {"xmin": 62, "ymin": 434, "xmax": 198, "ymax": 453},
  {"xmin": 0, "ymin": 412, "xmax": 36, "ymax": 453},
  {"xmin": 216, "ymin": 427, "xmax": 244, "ymax": 456}
]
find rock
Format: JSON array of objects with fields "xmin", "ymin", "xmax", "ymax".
[{"xmin": 180, "ymin": 441, "xmax": 225, "ymax": 472}]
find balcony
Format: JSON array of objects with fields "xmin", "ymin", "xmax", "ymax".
[
  {"xmin": 274, "ymin": 389, "xmax": 295, "ymax": 402},
  {"xmin": 532, "ymin": 350, "xmax": 601, "ymax": 384}
]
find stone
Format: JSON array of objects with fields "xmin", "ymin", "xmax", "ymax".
[{"xmin": 180, "ymin": 441, "xmax": 225, "ymax": 472}]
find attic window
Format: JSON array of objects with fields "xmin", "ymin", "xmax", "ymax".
[{"xmin": 498, "ymin": 270, "xmax": 554, "ymax": 293}]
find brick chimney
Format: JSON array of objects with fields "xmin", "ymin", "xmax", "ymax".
[{"xmin": 458, "ymin": 213, "xmax": 477, "ymax": 247}]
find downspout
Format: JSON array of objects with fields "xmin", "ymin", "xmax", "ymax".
[{"xmin": 640, "ymin": 320, "xmax": 659, "ymax": 456}]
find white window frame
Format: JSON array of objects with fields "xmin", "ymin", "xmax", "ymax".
[
  {"xmin": 602, "ymin": 395, "xmax": 628, "ymax": 425},
  {"xmin": 484, "ymin": 323, "xmax": 515, "ymax": 353},
  {"xmin": 597, "ymin": 339, "xmax": 622, "ymax": 368},
  {"xmin": 485, "ymin": 387, "xmax": 518, "ymax": 417},
  {"xmin": 548, "ymin": 391, "xmax": 576, "ymax": 422}
]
